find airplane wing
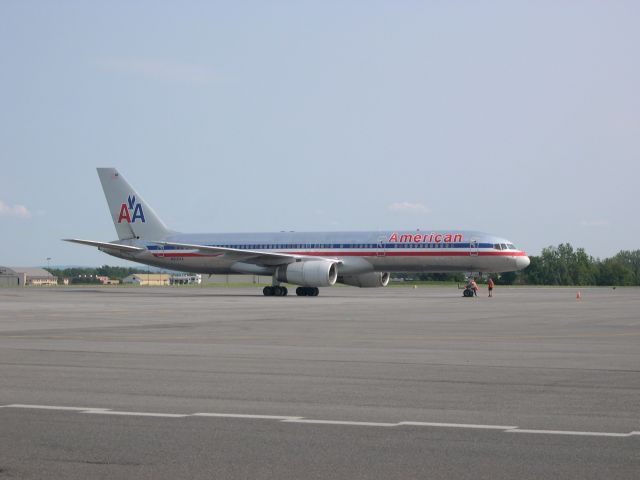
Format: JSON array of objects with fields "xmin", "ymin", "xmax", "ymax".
[
  {"xmin": 154, "ymin": 241, "xmax": 338, "ymax": 266},
  {"xmin": 63, "ymin": 238, "xmax": 145, "ymax": 253}
]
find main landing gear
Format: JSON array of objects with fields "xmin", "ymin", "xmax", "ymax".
[
  {"xmin": 263, "ymin": 286, "xmax": 288, "ymax": 296},
  {"xmin": 262, "ymin": 286, "xmax": 320, "ymax": 296},
  {"xmin": 296, "ymin": 287, "xmax": 319, "ymax": 296}
]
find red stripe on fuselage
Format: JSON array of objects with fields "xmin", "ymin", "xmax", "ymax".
[
  {"xmin": 282, "ymin": 251, "xmax": 527, "ymax": 257},
  {"xmin": 151, "ymin": 253, "xmax": 221, "ymax": 258}
]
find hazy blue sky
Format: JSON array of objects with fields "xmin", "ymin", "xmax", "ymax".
[{"xmin": 1, "ymin": 1, "xmax": 639, "ymax": 266}]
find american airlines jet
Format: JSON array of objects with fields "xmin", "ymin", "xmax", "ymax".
[{"xmin": 65, "ymin": 168, "xmax": 530, "ymax": 296}]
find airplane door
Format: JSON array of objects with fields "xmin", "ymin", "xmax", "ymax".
[
  {"xmin": 377, "ymin": 236, "xmax": 386, "ymax": 257},
  {"xmin": 470, "ymin": 239, "xmax": 479, "ymax": 257}
]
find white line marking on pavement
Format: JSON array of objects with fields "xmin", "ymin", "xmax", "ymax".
[
  {"xmin": 193, "ymin": 413, "xmax": 302, "ymax": 420},
  {"xmin": 83, "ymin": 410, "xmax": 188, "ymax": 418},
  {"xmin": 400, "ymin": 422, "xmax": 518, "ymax": 430},
  {"xmin": 283, "ymin": 419, "xmax": 397, "ymax": 427},
  {"xmin": 3, "ymin": 404, "xmax": 638, "ymax": 438},
  {"xmin": 506, "ymin": 429, "xmax": 634, "ymax": 438},
  {"xmin": 6, "ymin": 404, "xmax": 109, "ymax": 412}
]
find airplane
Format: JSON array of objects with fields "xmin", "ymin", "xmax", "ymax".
[{"xmin": 64, "ymin": 168, "xmax": 530, "ymax": 296}]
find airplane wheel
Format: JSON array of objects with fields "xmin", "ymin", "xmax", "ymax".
[
  {"xmin": 296, "ymin": 287, "xmax": 319, "ymax": 296},
  {"xmin": 263, "ymin": 286, "xmax": 274, "ymax": 296},
  {"xmin": 273, "ymin": 286, "xmax": 283, "ymax": 296},
  {"xmin": 281, "ymin": 287, "xmax": 288, "ymax": 296}
]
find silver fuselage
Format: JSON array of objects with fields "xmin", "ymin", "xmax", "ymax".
[{"xmin": 103, "ymin": 229, "xmax": 530, "ymax": 276}]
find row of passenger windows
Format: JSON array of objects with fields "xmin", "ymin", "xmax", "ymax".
[{"xmin": 195, "ymin": 243, "xmax": 478, "ymax": 250}]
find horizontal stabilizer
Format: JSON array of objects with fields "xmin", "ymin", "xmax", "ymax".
[{"xmin": 63, "ymin": 238, "xmax": 144, "ymax": 253}]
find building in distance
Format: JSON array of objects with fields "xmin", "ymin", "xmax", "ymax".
[
  {"xmin": 122, "ymin": 273, "xmax": 171, "ymax": 286},
  {"xmin": 0, "ymin": 267, "xmax": 57, "ymax": 286}
]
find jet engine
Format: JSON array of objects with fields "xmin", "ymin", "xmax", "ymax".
[
  {"xmin": 338, "ymin": 272, "xmax": 390, "ymax": 288},
  {"xmin": 276, "ymin": 260, "xmax": 338, "ymax": 287}
]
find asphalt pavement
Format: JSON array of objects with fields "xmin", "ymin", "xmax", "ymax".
[{"xmin": 1, "ymin": 286, "xmax": 639, "ymax": 479}]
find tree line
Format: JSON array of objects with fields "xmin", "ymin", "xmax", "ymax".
[
  {"xmin": 394, "ymin": 244, "xmax": 640, "ymax": 286},
  {"xmin": 505, "ymin": 244, "xmax": 640, "ymax": 286},
  {"xmin": 47, "ymin": 265, "xmax": 149, "ymax": 284}
]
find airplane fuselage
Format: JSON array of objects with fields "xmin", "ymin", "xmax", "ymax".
[{"xmin": 104, "ymin": 229, "xmax": 529, "ymax": 276}]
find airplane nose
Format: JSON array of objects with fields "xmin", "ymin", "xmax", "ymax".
[{"xmin": 515, "ymin": 255, "xmax": 530, "ymax": 270}]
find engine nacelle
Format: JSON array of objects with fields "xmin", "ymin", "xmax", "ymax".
[
  {"xmin": 276, "ymin": 260, "xmax": 338, "ymax": 287},
  {"xmin": 338, "ymin": 272, "xmax": 390, "ymax": 288}
]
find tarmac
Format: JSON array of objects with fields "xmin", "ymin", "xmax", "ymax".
[{"xmin": 1, "ymin": 286, "xmax": 639, "ymax": 479}]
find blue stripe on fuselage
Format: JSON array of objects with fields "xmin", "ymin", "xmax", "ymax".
[{"xmin": 146, "ymin": 242, "xmax": 495, "ymax": 250}]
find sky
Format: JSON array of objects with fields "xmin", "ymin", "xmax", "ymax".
[{"xmin": 1, "ymin": 1, "xmax": 639, "ymax": 267}]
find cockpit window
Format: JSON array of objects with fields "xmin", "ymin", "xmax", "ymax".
[
  {"xmin": 500, "ymin": 243, "xmax": 507, "ymax": 250},
  {"xmin": 494, "ymin": 244, "xmax": 502, "ymax": 250},
  {"xmin": 507, "ymin": 243, "xmax": 516, "ymax": 250}
]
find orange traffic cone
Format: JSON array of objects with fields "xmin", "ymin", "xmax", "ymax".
[{"xmin": 576, "ymin": 291, "xmax": 582, "ymax": 300}]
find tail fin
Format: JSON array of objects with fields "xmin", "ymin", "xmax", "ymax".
[{"xmin": 97, "ymin": 168, "xmax": 172, "ymax": 240}]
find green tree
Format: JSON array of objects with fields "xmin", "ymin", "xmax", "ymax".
[
  {"xmin": 573, "ymin": 247, "xmax": 597, "ymax": 285},
  {"xmin": 595, "ymin": 258, "xmax": 634, "ymax": 286},
  {"xmin": 521, "ymin": 244, "xmax": 597, "ymax": 285},
  {"xmin": 522, "ymin": 255, "xmax": 544, "ymax": 284},
  {"xmin": 612, "ymin": 250, "xmax": 640, "ymax": 285},
  {"xmin": 96, "ymin": 265, "xmax": 146, "ymax": 280},
  {"xmin": 494, "ymin": 271, "xmax": 517, "ymax": 285}
]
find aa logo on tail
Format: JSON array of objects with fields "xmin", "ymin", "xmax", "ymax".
[{"xmin": 117, "ymin": 195, "xmax": 145, "ymax": 223}]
